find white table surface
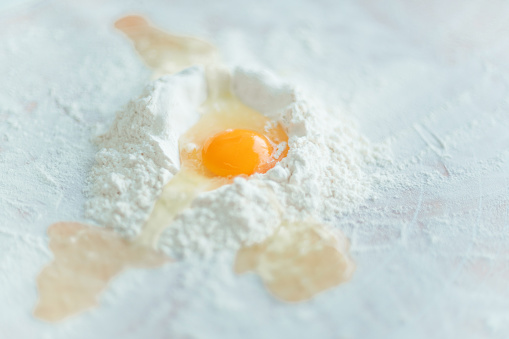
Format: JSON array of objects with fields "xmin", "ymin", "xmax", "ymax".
[{"xmin": 2, "ymin": 0, "xmax": 509, "ymax": 338}]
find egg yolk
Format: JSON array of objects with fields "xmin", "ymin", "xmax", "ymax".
[{"xmin": 202, "ymin": 129, "xmax": 278, "ymax": 177}]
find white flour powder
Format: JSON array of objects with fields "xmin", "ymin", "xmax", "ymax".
[
  {"xmin": 85, "ymin": 66, "xmax": 385, "ymax": 257},
  {"xmin": 159, "ymin": 177, "xmax": 282, "ymax": 259}
]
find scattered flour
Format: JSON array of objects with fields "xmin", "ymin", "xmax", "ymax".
[{"xmin": 85, "ymin": 65, "xmax": 386, "ymax": 257}]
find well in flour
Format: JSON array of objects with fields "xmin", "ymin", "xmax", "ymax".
[{"xmin": 84, "ymin": 64, "xmax": 384, "ymax": 258}]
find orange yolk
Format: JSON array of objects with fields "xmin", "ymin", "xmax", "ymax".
[{"xmin": 202, "ymin": 129, "xmax": 277, "ymax": 177}]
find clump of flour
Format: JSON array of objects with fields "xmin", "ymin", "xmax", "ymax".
[
  {"xmin": 159, "ymin": 177, "xmax": 281, "ymax": 259},
  {"xmin": 84, "ymin": 66, "xmax": 206, "ymax": 236},
  {"xmin": 245, "ymin": 69, "xmax": 378, "ymax": 219},
  {"xmin": 85, "ymin": 65, "xmax": 387, "ymax": 257}
]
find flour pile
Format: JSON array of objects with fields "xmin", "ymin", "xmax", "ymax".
[{"xmin": 85, "ymin": 66, "xmax": 385, "ymax": 257}]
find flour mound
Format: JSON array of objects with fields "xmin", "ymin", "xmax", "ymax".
[
  {"xmin": 85, "ymin": 65, "xmax": 384, "ymax": 256},
  {"xmin": 84, "ymin": 66, "xmax": 206, "ymax": 236}
]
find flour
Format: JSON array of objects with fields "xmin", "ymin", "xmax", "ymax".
[
  {"xmin": 84, "ymin": 66, "xmax": 206, "ymax": 236},
  {"xmin": 85, "ymin": 64, "xmax": 384, "ymax": 257},
  {"xmin": 159, "ymin": 177, "xmax": 282, "ymax": 259}
]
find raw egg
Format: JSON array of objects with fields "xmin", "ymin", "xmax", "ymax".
[
  {"xmin": 34, "ymin": 16, "xmax": 353, "ymax": 324},
  {"xmin": 179, "ymin": 93, "xmax": 289, "ymax": 178}
]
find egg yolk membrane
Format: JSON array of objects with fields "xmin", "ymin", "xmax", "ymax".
[{"xmin": 202, "ymin": 129, "xmax": 275, "ymax": 177}]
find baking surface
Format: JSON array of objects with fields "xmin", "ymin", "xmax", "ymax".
[{"xmin": 2, "ymin": 0, "xmax": 509, "ymax": 338}]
